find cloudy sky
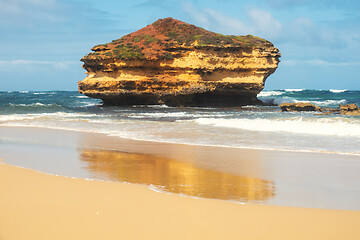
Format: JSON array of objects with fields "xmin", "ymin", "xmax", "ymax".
[{"xmin": 1, "ymin": 0, "xmax": 359, "ymax": 90}]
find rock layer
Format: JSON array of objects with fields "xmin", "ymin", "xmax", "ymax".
[{"xmin": 79, "ymin": 17, "xmax": 281, "ymax": 106}]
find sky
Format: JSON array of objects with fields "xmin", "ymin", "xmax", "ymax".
[{"xmin": 0, "ymin": 0, "xmax": 359, "ymax": 91}]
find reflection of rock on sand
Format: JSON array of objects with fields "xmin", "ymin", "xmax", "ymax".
[{"xmin": 80, "ymin": 149, "xmax": 275, "ymax": 202}]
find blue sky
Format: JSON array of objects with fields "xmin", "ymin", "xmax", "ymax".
[{"xmin": 0, "ymin": 0, "xmax": 359, "ymax": 90}]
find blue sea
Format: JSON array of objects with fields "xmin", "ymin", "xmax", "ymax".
[{"xmin": 0, "ymin": 89, "xmax": 359, "ymax": 155}]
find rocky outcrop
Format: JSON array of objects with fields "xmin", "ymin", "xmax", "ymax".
[
  {"xmin": 280, "ymin": 103, "xmax": 321, "ymax": 112},
  {"xmin": 340, "ymin": 104, "xmax": 360, "ymax": 116},
  {"xmin": 280, "ymin": 102, "xmax": 360, "ymax": 116},
  {"xmin": 78, "ymin": 17, "xmax": 281, "ymax": 106}
]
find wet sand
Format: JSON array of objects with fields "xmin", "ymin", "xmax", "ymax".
[
  {"xmin": 1, "ymin": 126, "xmax": 360, "ymax": 239},
  {"xmin": 1, "ymin": 162, "xmax": 360, "ymax": 240},
  {"xmin": 1, "ymin": 126, "xmax": 360, "ymax": 209}
]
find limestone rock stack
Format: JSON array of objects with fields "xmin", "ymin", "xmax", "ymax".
[{"xmin": 79, "ymin": 17, "xmax": 281, "ymax": 106}]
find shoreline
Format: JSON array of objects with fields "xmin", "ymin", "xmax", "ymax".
[
  {"xmin": 1, "ymin": 162, "xmax": 360, "ymax": 240},
  {"xmin": 2, "ymin": 124, "xmax": 359, "ymax": 156},
  {"xmin": 1, "ymin": 126, "xmax": 360, "ymax": 210}
]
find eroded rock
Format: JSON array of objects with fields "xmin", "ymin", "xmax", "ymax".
[
  {"xmin": 78, "ymin": 17, "xmax": 281, "ymax": 107},
  {"xmin": 279, "ymin": 102, "xmax": 360, "ymax": 116},
  {"xmin": 279, "ymin": 103, "xmax": 321, "ymax": 112},
  {"xmin": 340, "ymin": 104, "xmax": 360, "ymax": 116}
]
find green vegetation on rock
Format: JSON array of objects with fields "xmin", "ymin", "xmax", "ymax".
[
  {"xmin": 113, "ymin": 44, "xmax": 145, "ymax": 59},
  {"xmin": 133, "ymin": 34, "xmax": 157, "ymax": 45},
  {"xmin": 85, "ymin": 17, "xmax": 273, "ymax": 61}
]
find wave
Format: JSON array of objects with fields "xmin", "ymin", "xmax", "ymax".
[
  {"xmin": 129, "ymin": 111, "xmax": 228, "ymax": 119},
  {"xmin": 78, "ymin": 102, "xmax": 100, "ymax": 108},
  {"xmin": 75, "ymin": 95, "xmax": 89, "ymax": 98},
  {"xmin": 2, "ymin": 120, "xmax": 359, "ymax": 156},
  {"xmin": 147, "ymin": 105, "xmax": 171, "ymax": 108},
  {"xmin": 0, "ymin": 115, "xmax": 37, "ymax": 121},
  {"xmin": 293, "ymin": 99, "xmax": 347, "ymax": 106},
  {"xmin": 329, "ymin": 89, "xmax": 347, "ymax": 93},
  {"xmin": 0, "ymin": 112, "xmax": 100, "ymax": 122},
  {"xmin": 284, "ymin": 89, "xmax": 304, "ymax": 92},
  {"xmin": 257, "ymin": 91, "xmax": 284, "ymax": 97},
  {"xmin": 195, "ymin": 117, "xmax": 360, "ymax": 137},
  {"xmin": 33, "ymin": 92, "xmax": 56, "ymax": 95},
  {"xmin": 8, "ymin": 103, "xmax": 60, "ymax": 107}
]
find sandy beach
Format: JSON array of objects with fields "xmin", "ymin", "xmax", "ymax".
[
  {"xmin": 1, "ymin": 126, "xmax": 360, "ymax": 209},
  {"xmin": 2, "ymin": 0, "xmax": 359, "ymax": 238},
  {"xmin": 1, "ymin": 162, "xmax": 360, "ymax": 240},
  {"xmin": 1, "ymin": 126, "xmax": 360, "ymax": 239}
]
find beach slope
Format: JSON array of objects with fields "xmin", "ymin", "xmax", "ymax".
[{"xmin": 1, "ymin": 163, "xmax": 359, "ymax": 240}]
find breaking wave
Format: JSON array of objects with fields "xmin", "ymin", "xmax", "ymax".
[
  {"xmin": 293, "ymin": 99, "xmax": 347, "ymax": 106},
  {"xmin": 8, "ymin": 103, "xmax": 60, "ymax": 107},
  {"xmin": 195, "ymin": 117, "xmax": 360, "ymax": 138},
  {"xmin": 329, "ymin": 89, "xmax": 347, "ymax": 93},
  {"xmin": 257, "ymin": 91, "xmax": 284, "ymax": 97},
  {"xmin": 284, "ymin": 89, "xmax": 304, "ymax": 92}
]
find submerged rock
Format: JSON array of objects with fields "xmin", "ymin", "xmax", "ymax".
[
  {"xmin": 279, "ymin": 103, "xmax": 321, "ymax": 112},
  {"xmin": 78, "ymin": 17, "xmax": 281, "ymax": 106},
  {"xmin": 279, "ymin": 102, "xmax": 360, "ymax": 116},
  {"xmin": 340, "ymin": 104, "xmax": 360, "ymax": 116}
]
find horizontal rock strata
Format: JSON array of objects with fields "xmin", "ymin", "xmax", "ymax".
[{"xmin": 79, "ymin": 17, "xmax": 281, "ymax": 107}]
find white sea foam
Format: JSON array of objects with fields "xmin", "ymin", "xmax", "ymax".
[
  {"xmin": 0, "ymin": 112, "xmax": 100, "ymax": 122},
  {"xmin": 257, "ymin": 91, "xmax": 284, "ymax": 97},
  {"xmin": 79, "ymin": 103, "xmax": 99, "ymax": 107},
  {"xmin": 129, "ymin": 112, "xmax": 228, "ymax": 119},
  {"xmin": 8, "ymin": 103, "xmax": 59, "ymax": 107},
  {"xmin": 75, "ymin": 95, "xmax": 89, "ymax": 98},
  {"xmin": 33, "ymin": 92, "xmax": 56, "ymax": 95},
  {"xmin": 0, "ymin": 115, "xmax": 36, "ymax": 121},
  {"xmin": 147, "ymin": 104, "xmax": 171, "ymax": 108},
  {"xmin": 293, "ymin": 99, "xmax": 347, "ymax": 106},
  {"xmin": 285, "ymin": 89, "xmax": 304, "ymax": 92},
  {"xmin": 330, "ymin": 89, "xmax": 347, "ymax": 93},
  {"xmin": 130, "ymin": 112, "xmax": 188, "ymax": 118},
  {"xmin": 2, "ymin": 117, "xmax": 360, "ymax": 156},
  {"xmin": 195, "ymin": 117, "xmax": 360, "ymax": 137}
]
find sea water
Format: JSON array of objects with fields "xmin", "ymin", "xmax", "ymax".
[
  {"xmin": 1, "ymin": 90, "xmax": 360, "ymax": 209},
  {"xmin": 0, "ymin": 90, "xmax": 359, "ymax": 155}
]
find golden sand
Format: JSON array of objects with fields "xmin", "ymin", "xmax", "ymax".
[{"xmin": 1, "ymin": 162, "xmax": 360, "ymax": 240}]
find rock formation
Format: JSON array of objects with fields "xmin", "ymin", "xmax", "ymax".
[
  {"xmin": 340, "ymin": 104, "xmax": 360, "ymax": 116},
  {"xmin": 79, "ymin": 17, "xmax": 281, "ymax": 107},
  {"xmin": 280, "ymin": 103, "xmax": 321, "ymax": 112},
  {"xmin": 280, "ymin": 102, "xmax": 360, "ymax": 116}
]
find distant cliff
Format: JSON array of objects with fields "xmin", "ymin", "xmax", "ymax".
[{"xmin": 79, "ymin": 17, "xmax": 281, "ymax": 106}]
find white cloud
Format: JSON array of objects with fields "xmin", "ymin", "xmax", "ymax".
[
  {"xmin": 0, "ymin": 0, "xmax": 65, "ymax": 26},
  {"xmin": 204, "ymin": 9, "xmax": 253, "ymax": 34},
  {"xmin": 282, "ymin": 59, "xmax": 360, "ymax": 66},
  {"xmin": 0, "ymin": 60, "xmax": 79, "ymax": 70},
  {"xmin": 181, "ymin": 3, "xmax": 348, "ymax": 49},
  {"xmin": 0, "ymin": 0, "xmax": 112, "ymax": 31},
  {"xmin": 248, "ymin": 8, "xmax": 282, "ymax": 36},
  {"xmin": 181, "ymin": 2, "xmax": 282, "ymax": 38},
  {"xmin": 181, "ymin": 2, "xmax": 210, "ymax": 26}
]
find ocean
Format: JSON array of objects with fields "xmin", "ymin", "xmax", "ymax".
[{"xmin": 0, "ymin": 89, "xmax": 359, "ymax": 155}]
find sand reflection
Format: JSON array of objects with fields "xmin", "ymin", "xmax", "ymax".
[{"xmin": 80, "ymin": 149, "xmax": 275, "ymax": 202}]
